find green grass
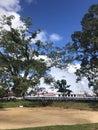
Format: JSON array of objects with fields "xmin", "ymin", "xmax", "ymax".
[
  {"xmin": 51, "ymin": 101, "xmax": 98, "ymax": 110},
  {"xmin": 10, "ymin": 123, "xmax": 98, "ymax": 130},
  {"xmin": 0, "ymin": 100, "xmax": 42, "ymax": 108},
  {"xmin": 0, "ymin": 100, "xmax": 98, "ymax": 110}
]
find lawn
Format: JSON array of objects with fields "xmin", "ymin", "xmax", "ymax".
[
  {"xmin": 0, "ymin": 100, "xmax": 98, "ymax": 110},
  {"xmin": 11, "ymin": 123, "xmax": 98, "ymax": 130}
]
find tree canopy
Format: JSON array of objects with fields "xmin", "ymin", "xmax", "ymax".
[
  {"xmin": 67, "ymin": 4, "xmax": 98, "ymax": 95},
  {"xmin": 0, "ymin": 15, "xmax": 48, "ymax": 96}
]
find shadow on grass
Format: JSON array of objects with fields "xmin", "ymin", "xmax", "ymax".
[
  {"xmin": 0, "ymin": 100, "xmax": 5, "ymax": 109},
  {"xmin": 88, "ymin": 101, "xmax": 98, "ymax": 111},
  {"xmin": 41, "ymin": 100, "xmax": 53, "ymax": 107}
]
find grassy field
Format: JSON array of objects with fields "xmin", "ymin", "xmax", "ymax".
[
  {"xmin": 0, "ymin": 100, "xmax": 41, "ymax": 108},
  {"xmin": 10, "ymin": 123, "xmax": 98, "ymax": 130},
  {"xmin": 0, "ymin": 100, "xmax": 98, "ymax": 110}
]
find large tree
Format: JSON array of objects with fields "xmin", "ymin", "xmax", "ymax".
[
  {"xmin": 0, "ymin": 15, "xmax": 47, "ymax": 96},
  {"xmin": 67, "ymin": 4, "xmax": 98, "ymax": 95}
]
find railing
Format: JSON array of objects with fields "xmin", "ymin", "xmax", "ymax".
[{"xmin": 24, "ymin": 96, "xmax": 98, "ymax": 101}]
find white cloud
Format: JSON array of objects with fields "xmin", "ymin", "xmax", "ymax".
[
  {"xmin": 31, "ymin": 31, "xmax": 48, "ymax": 43},
  {"xmin": 49, "ymin": 33, "xmax": 62, "ymax": 42},
  {"xmin": 38, "ymin": 65, "xmax": 93, "ymax": 95},
  {"xmin": 0, "ymin": 0, "xmax": 21, "ymax": 12},
  {"xmin": 31, "ymin": 31, "xmax": 63, "ymax": 44},
  {"xmin": 0, "ymin": 0, "xmax": 26, "ymax": 31},
  {"xmin": 67, "ymin": 64, "xmax": 80, "ymax": 73},
  {"xmin": 36, "ymin": 31, "xmax": 48, "ymax": 42}
]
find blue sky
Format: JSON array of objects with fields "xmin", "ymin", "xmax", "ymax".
[
  {"xmin": 0, "ymin": 0, "xmax": 97, "ymax": 48},
  {"xmin": 20, "ymin": 0, "xmax": 98, "ymax": 45}
]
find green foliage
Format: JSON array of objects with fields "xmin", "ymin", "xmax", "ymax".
[
  {"xmin": 0, "ymin": 15, "xmax": 47, "ymax": 96},
  {"xmin": 0, "ymin": 87, "xmax": 8, "ymax": 98},
  {"xmin": 67, "ymin": 4, "xmax": 98, "ymax": 94},
  {"xmin": 55, "ymin": 79, "xmax": 71, "ymax": 96}
]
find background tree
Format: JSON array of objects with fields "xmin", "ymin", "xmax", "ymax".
[
  {"xmin": 55, "ymin": 79, "xmax": 71, "ymax": 96},
  {"xmin": 0, "ymin": 15, "xmax": 47, "ymax": 97},
  {"xmin": 67, "ymin": 4, "xmax": 98, "ymax": 95}
]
